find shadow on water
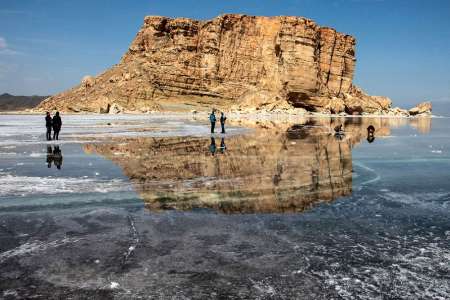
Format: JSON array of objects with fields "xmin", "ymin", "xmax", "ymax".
[{"xmin": 84, "ymin": 117, "xmax": 431, "ymax": 214}]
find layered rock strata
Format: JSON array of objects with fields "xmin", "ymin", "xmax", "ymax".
[{"xmin": 36, "ymin": 14, "xmax": 424, "ymax": 115}]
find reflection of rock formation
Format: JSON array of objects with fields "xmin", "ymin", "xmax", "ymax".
[
  {"xmin": 84, "ymin": 118, "xmax": 400, "ymax": 213},
  {"xmin": 410, "ymin": 117, "xmax": 432, "ymax": 134}
]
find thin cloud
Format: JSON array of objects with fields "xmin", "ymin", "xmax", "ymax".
[
  {"xmin": 0, "ymin": 37, "xmax": 23, "ymax": 56},
  {"xmin": 15, "ymin": 37, "xmax": 66, "ymax": 47},
  {"xmin": 0, "ymin": 49, "xmax": 22, "ymax": 55},
  {"xmin": 0, "ymin": 9, "xmax": 31, "ymax": 15}
]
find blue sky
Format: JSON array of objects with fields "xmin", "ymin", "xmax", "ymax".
[{"xmin": 0, "ymin": 0, "xmax": 449, "ymax": 107}]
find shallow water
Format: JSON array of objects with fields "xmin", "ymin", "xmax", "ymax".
[{"xmin": 0, "ymin": 114, "xmax": 449, "ymax": 299}]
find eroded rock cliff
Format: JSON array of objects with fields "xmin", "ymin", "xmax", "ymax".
[{"xmin": 37, "ymin": 14, "xmax": 427, "ymax": 115}]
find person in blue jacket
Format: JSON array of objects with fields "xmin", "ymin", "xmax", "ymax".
[{"xmin": 209, "ymin": 110, "xmax": 216, "ymax": 133}]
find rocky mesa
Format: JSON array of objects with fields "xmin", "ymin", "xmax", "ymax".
[{"xmin": 37, "ymin": 14, "xmax": 431, "ymax": 116}]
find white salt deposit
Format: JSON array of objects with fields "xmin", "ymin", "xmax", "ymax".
[{"xmin": 0, "ymin": 173, "xmax": 132, "ymax": 197}]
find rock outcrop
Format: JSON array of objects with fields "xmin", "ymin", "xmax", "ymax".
[
  {"xmin": 36, "ymin": 14, "xmax": 428, "ymax": 116},
  {"xmin": 409, "ymin": 101, "xmax": 432, "ymax": 116}
]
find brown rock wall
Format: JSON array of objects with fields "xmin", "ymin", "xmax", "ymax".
[{"xmin": 38, "ymin": 14, "xmax": 359, "ymax": 113}]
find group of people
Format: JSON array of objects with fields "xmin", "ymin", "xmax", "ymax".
[
  {"xmin": 209, "ymin": 110, "xmax": 227, "ymax": 134},
  {"xmin": 45, "ymin": 111, "xmax": 62, "ymax": 141}
]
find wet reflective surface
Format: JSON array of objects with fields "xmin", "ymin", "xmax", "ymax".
[
  {"xmin": 84, "ymin": 119, "xmax": 357, "ymax": 214},
  {"xmin": 0, "ymin": 114, "xmax": 449, "ymax": 299}
]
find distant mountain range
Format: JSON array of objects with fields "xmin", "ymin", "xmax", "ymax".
[{"xmin": 0, "ymin": 93, "xmax": 48, "ymax": 111}]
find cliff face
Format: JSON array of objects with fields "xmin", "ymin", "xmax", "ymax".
[
  {"xmin": 37, "ymin": 14, "xmax": 405, "ymax": 114},
  {"xmin": 122, "ymin": 15, "xmax": 355, "ymax": 101},
  {"xmin": 83, "ymin": 117, "xmax": 400, "ymax": 213}
]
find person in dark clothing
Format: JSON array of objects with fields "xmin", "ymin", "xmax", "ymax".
[
  {"xmin": 46, "ymin": 146, "xmax": 53, "ymax": 168},
  {"xmin": 52, "ymin": 111, "xmax": 62, "ymax": 140},
  {"xmin": 367, "ymin": 125, "xmax": 375, "ymax": 143},
  {"xmin": 45, "ymin": 112, "xmax": 52, "ymax": 141},
  {"xmin": 220, "ymin": 137, "xmax": 226, "ymax": 154},
  {"xmin": 209, "ymin": 110, "xmax": 216, "ymax": 134},
  {"xmin": 334, "ymin": 124, "xmax": 344, "ymax": 140},
  {"xmin": 209, "ymin": 137, "xmax": 217, "ymax": 156},
  {"xmin": 220, "ymin": 112, "xmax": 227, "ymax": 134},
  {"xmin": 53, "ymin": 146, "xmax": 63, "ymax": 170}
]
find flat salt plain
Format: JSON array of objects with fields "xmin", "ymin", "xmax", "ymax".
[{"xmin": 0, "ymin": 114, "xmax": 449, "ymax": 299}]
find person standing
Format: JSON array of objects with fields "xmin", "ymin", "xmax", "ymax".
[
  {"xmin": 52, "ymin": 111, "xmax": 62, "ymax": 140},
  {"xmin": 209, "ymin": 110, "xmax": 216, "ymax": 134},
  {"xmin": 45, "ymin": 112, "xmax": 52, "ymax": 141},
  {"xmin": 220, "ymin": 112, "xmax": 227, "ymax": 134}
]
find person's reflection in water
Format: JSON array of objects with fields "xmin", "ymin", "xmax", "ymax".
[
  {"xmin": 220, "ymin": 137, "xmax": 226, "ymax": 154},
  {"xmin": 45, "ymin": 146, "xmax": 63, "ymax": 169},
  {"xmin": 367, "ymin": 125, "xmax": 375, "ymax": 143},
  {"xmin": 209, "ymin": 137, "xmax": 217, "ymax": 156},
  {"xmin": 53, "ymin": 146, "xmax": 63, "ymax": 169},
  {"xmin": 334, "ymin": 124, "xmax": 345, "ymax": 140},
  {"xmin": 46, "ymin": 146, "xmax": 53, "ymax": 168}
]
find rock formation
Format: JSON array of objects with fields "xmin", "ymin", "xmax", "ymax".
[
  {"xmin": 409, "ymin": 101, "xmax": 432, "ymax": 116},
  {"xmin": 37, "ymin": 14, "xmax": 429, "ymax": 116}
]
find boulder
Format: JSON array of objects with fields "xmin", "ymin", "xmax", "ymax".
[
  {"xmin": 81, "ymin": 75, "xmax": 95, "ymax": 88},
  {"xmin": 109, "ymin": 103, "xmax": 123, "ymax": 114},
  {"xmin": 409, "ymin": 101, "xmax": 432, "ymax": 116},
  {"xmin": 390, "ymin": 107, "xmax": 409, "ymax": 117},
  {"xmin": 372, "ymin": 96, "xmax": 392, "ymax": 111},
  {"xmin": 345, "ymin": 85, "xmax": 392, "ymax": 113}
]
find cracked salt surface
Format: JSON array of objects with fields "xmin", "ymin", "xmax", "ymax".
[
  {"xmin": 307, "ymin": 232, "xmax": 450, "ymax": 299},
  {"xmin": 0, "ymin": 172, "xmax": 132, "ymax": 197},
  {"xmin": 0, "ymin": 237, "xmax": 82, "ymax": 263}
]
